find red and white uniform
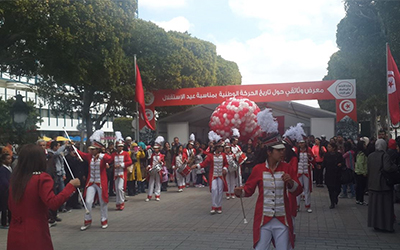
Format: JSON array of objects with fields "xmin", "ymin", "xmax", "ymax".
[
  {"xmin": 183, "ymin": 148, "xmax": 196, "ymax": 186},
  {"xmin": 242, "ymin": 161, "xmax": 302, "ymax": 249},
  {"xmin": 225, "ymin": 152, "xmax": 237, "ymax": 199},
  {"xmin": 231, "ymin": 144, "xmax": 242, "ymax": 160},
  {"xmin": 78, "ymin": 150, "xmax": 113, "ymax": 225},
  {"xmin": 196, "ymin": 152, "xmax": 228, "ymax": 211},
  {"xmin": 295, "ymin": 147, "xmax": 314, "ymax": 209},
  {"xmin": 146, "ymin": 152, "xmax": 165, "ymax": 200},
  {"xmin": 111, "ymin": 150, "xmax": 132, "ymax": 209},
  {"xmin": 286, "ymin": 156, "xmax": 300, "ymax": 235},
  {"xmin": 174, "ymin": 153, "xmax": 186, "ymax": 190}
]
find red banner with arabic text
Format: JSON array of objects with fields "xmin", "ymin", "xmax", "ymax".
[{"xmin": 140, "ymin": 80, "xmax": 357, "ymax": 129}]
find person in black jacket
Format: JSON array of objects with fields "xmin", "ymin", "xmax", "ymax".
[
  {"xmin": 0, "ymin": 153, "xmax": 12, "ymax": 228},
  {"xmin": 323, "ymin": 142, "xmax": 344, "ymax": 209},
  {"xmin": 65, "ymin": 149, "xmax": 88, "ymax": 210}
]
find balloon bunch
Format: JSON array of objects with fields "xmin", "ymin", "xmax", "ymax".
[{"xmin": 209, "ymin": 97, "xmax": 262, "ymax": 142}]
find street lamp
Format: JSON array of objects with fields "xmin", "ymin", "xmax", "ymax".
[
  {"xmin": 11, "ymin": 93, "xmax": 29, "ymax": 144},
  {"xmin": 11, "ymin": 93, "xmax": 29, "ymax": 125}
]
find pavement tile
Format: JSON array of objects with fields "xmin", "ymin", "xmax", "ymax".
[{"xmin": 0, "ymin": 183, "xmax": 400, "ymax": 249}]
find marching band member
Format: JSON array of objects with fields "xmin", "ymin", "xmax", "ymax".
[
  {"xmin": 283, "ymin": 123, "xmax": 305, "ymax": 230},
  {"xmin": 183, "ymin": 134, "xmax": 196, "ymax": 187},
  {"xmin": 174, "ymin": 145, "xmax": 186, "ymax": 192},
  {"xmin": 111, "ymin": 140, "xmax": 132, "ymax": 211},
  {"xmin": 234, "ymin": 109, "xmax": 302, "ymax": 250},
  {"xmin": 296, "ymin": 135, "xmax": 314, "ymax": 213},
  {"xmin": 192, "ymin": 138, "xmax": 228, "ymax": 214},
  {"xmin": 146, "ymin": 137, "xmax": 165, "ymax": 202},
  {"xmin": 230, "ymin": 129, "xmax": 242, "ymax": 157},
  {"xmin": 224, "ymin": 140, "xmax": 237, "ymax": 200},
  {"xmin": 78, "ymin": 137, "xmax": 113, "ymax": 231}
]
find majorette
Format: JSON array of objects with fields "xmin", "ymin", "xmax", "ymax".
[
  {"xmin": 290, "ymin": 124, "xmax": 314, "ymax": 213},
  {"xmin": 78, "ymin": 130, "xmax": 113, "ymax": 231},
  {"xmin": 111, "ymin": 131, "xmax": 132, "ymax": 211},
  {"xmin": 224, "ymin": 138, "xmax": 237, "ymax": 200},
  {"xmin": 183, "ymin": 133, "xmax": 196, "ymax": 187},
  {"xmin": 192, "ymin": 131, "xmax": 228, "ymax": 214},
  {"xmin": 145, "ymin": 136, "xmax": 165, "ymax": 202},
  {"xmin": 234, "ymin": 108, "xmax": 303, "ymax": 249}
]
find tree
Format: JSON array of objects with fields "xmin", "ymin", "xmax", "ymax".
[
  {"xmin": 113, "ymin": 117, "xmax": 134, "ymax": 140},
  {"xmin": 0, "ymin": 0, "xmax": 138, "ymax": 139},
  {"xmin": 126, "ymin": 20, "xmax": 242, "ymax": 118},
  {"xmin": 0, "ymin": 1, "xmax": 241, "ymax": 137},
  {"xmin": 320, "ymin": 0, "xmax": 400, "ymax": 135}
]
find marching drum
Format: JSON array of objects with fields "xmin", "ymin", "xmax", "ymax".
[
  {"xmin": 150, "ymin": 163, "xmax": 162, "ymax": 176},
  {"xmin": 237, "ymin": 153, "xmax": 248, "ymax": 165},
  {"xmin": 178, "ymin": 165, "xmax": 192, "ymax": 177}
]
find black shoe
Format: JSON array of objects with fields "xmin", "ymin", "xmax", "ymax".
[
  {"xmin": 329, "ymin": 204, "xmax": 335, "ymax": 209},
  {"xmin": 55, "ymin": 217, "xmax": 62, "ymax": 222}
]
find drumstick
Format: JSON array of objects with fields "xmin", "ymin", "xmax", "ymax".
[
  {"xmin": 237, "ymin": 161, "xmax": 248, "ymax": 224},
  {"xmin": 62, "ymin": 127, "xmax": 84, "ymax": 162},
  {"xmin": 61, "ymin": 154, "xmax": 90, "ymax": 215}
]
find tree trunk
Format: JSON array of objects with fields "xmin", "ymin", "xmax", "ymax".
[
  {"xmin": 370, "ymin": 108, "xmax": 377, "ymax": 138},
  {"xmin": 82, "ymin": 89, "xmax": 94, "ymax": 148}
]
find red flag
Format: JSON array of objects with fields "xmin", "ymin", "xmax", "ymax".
[
  {"xmin": 135, "ymin": 64, "xmax": 155, "ymax": 130},
  {"xmin": 387, "ymin": 44, "xmax": 400, "ymax": 126}
]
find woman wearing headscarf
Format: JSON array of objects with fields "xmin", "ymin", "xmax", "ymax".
[{"xmin": 367, "ymin": 139, "xmax": 397, "ymax": 232}]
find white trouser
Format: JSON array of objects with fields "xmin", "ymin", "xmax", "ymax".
[
  {"xmin": 148, "ymin": 173, "xmax": 161, "ymax": 198},
  {"xmin": 255, "ymin": 218, "xmax": 291, "ymax": 250},
  {"xmin": 176, "ymin": 171, "xmax": 186, "ymax": 188},
  {"xmin": 84, "ymin": 184, "xmax": 108, "ymax": 223},
  {"xmin": 296, "ymin": 174, "xmax": 311, "ymax": 207},
  {"xmin": 114, "ymin": 177, "xmax": 125, "ymax": 205},
  {"xmin": 185, "ymin": 169, "xmax": 197, "ymax": 185},
  {"xmin": 226, "ymin": 171, "xmax": 237, "ymax": 195},
  {"xmin": 211, "ymin": 178, "xmax": 223, "ymax": 209}
]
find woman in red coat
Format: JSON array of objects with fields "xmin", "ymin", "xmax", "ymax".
[{"xmin": 7, "ymin": 144, "xmax": 80, "ymax": 250}]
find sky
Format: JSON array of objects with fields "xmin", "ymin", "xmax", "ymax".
[{"xmin": 139, "ymin": 0, "xmax": 347, "ymax": 108}]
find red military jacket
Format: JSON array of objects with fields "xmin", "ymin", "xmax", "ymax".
[
  {"xmin": 198, "ymin": 152, "xmax": 229, "ymax": 192},
  {"xmin": 147, "ymin": 152, "xmax": 165, "ymax": 182},
  {"xmin": 243, "ymin": 161, "xmax": 303, "ymax": 249},
  {"xmin": 111, "ymin": 150, "xmax": 132, "ymax": 190},
  {"xmin": 78, "ymin": 150, "xmax": 113, "ymax": 203},
  {"xmin": 8, "ymin": 173, "xmax": 76, "ymax": 250}
]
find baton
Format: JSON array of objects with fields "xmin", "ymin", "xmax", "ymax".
[
  {"xmin": 61, "ymin": 154, "xmax": 90, "ymax": 215},
  {"xmin": 237, "ymin": 158, "xmax": 248, "ymax": 224},
  {"xmin": 62, "ymin": 127, "xmax": 84, "ymax": 162}
]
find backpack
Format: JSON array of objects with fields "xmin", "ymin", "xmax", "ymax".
[{"xmin": 380, "ymin": 153, "xmax": 400, "ymax": 186}]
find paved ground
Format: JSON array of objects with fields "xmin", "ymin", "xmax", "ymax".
[{"xmin": 1, "ymin": 183, "xmax": 400, "ymax": 250}]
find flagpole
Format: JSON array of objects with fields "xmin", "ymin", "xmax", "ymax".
[
  {"xmin": 134, "ymin": 54, "xmax": 140, "ymax": 142},
  {"xmin": 387, "ymin": 43, "xmax": 391, "ymax": 137}
]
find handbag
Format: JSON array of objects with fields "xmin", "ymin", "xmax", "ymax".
[
  {"xmin": 340, "ymin": 152, "xmax": 355, "ymax": 184},
  {"xmin": 127, "ymin": 164, "xmax": 134, "ymax": 174},
  {"xmin": 380, "ymin": 154, "xmax": 400, "ymax": 186},
  {"xmin": 340, "ymin": 167, "xmax": 354, "ymax": 184}
]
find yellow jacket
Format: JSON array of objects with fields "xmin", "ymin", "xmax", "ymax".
[{"xmin": 128, "ymin": 150, "xmax": 146, "ymax": 181}]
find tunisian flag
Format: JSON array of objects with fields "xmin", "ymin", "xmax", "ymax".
[
  {"xmin": 387, "ymin": 44, "xmax": 400, "ymax": 126},
  {"xmin": 135, "ymin": 64, "xmax": 155, "ymax": 130}
]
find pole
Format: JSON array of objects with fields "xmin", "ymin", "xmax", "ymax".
[
  {"xmin": 61, "ymin": 153, "xmax": 90, "ymax": 214},
  {"xmin": 63, "ymin": 127, "xmax": 83, "ymax": 162},
  {"xmin": 134, "ymin": 54, "xmax": 140, "ymax": 143},
  {"xmin": 387, "ymin": 43, "xmax": 391, "ymax": 137},
  {"xmin": 237, "ymin": 157, "xmax": 248, "ymax": 224}
]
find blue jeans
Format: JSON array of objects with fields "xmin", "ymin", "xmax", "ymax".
[{"xmin": 342, "ymin": 183, "xmax": 355, "ymax": 197}]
